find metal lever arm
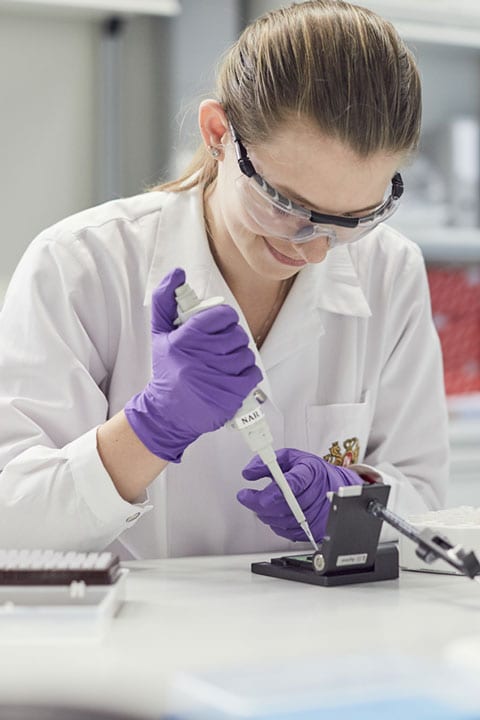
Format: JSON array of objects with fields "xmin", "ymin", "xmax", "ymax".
[{"xmin": 367, "ymin": 500, "xmax": 480, "ymax": 579}]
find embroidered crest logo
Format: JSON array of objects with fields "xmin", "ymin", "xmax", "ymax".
[{"xmin": 323, "ymin": 437, "xmax": 360, "ymax": 467}]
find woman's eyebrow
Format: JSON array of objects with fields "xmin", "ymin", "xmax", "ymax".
[{"xmin": 273, "ymin": 180, "xmax": 383, "ymax": 215}]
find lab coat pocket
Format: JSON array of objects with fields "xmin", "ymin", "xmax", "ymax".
[{"xmin": 306, "ymin": 392, "xmax": 371, "ymax": 467}]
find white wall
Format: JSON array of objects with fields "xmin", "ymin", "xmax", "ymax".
[
  {"xmin": 166, "ymin": 0, "xmax": 240, "ymax": 177},
  {"xmin": 0, "ymin": 12, "xmax": 172, "ymax": 303},
  {"xmin": 0, "ymin": 10, "xmax": 97, "ymax": 299},
  {"xmin": 0, "ymin": 2, "xmax": 241, "ymax": 303}
]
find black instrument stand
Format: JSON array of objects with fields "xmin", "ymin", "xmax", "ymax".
[{"xmin": 252, "ymin": 484, "xmax": 399, "ymax": 586}]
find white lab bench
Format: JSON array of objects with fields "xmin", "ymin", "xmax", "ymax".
[{"xmin": 0, "ymin": 553, "xmax": 479, "ymax": 718}]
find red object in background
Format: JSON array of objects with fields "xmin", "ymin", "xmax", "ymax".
[{"xmin": 427, "ymin": 265, "xmax": 480, "ymax": 395}]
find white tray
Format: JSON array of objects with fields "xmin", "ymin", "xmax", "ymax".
[
  {"xmin": 399, "ymin": 508, "xmax": 480, "ymax": 575},
  {"xmin": 0, "ymin": 568, "xmax": 128, "ymax": 644}
]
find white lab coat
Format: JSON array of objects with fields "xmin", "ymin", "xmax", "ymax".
[{"xmin": 0, "ymin": 186, "xmax": 449, "ymax": 558}]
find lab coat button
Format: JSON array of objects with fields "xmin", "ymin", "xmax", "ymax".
[{"xmin": 126, "ymin": 512, "xmax": 141, "ymax": 523}]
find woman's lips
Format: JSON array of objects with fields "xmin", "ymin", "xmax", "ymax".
[{"xmin": 263, "ymin": 237, "xmax": 306, "ymax": 267}]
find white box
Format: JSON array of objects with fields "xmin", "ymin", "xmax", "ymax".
[
  {"xmin": 399, "ymin": 508, "xmax": 480, "ymax": 575},
  {"xmin": 0, "ymin": 568, "xmax": 127, "ymax": 644}
]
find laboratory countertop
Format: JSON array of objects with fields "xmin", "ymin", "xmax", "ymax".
[{"xmin": 1, "ymin": 553, "xmax": 480, "ymax": 718}]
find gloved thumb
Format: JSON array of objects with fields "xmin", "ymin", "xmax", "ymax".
[
  {"xmin": 241, "ymin": 454, "xmax": 272, "ymax": 481},
  {"xmin": 236, "ymin": 487, "xmax": 261, "ymax": 510},
  {"xmin": 151, "ymin": 267, "xmax": 186, "ymax": 334},
  {"xmin": 241, "ymin": 448, "xmax": 304, "ymax": 481}
]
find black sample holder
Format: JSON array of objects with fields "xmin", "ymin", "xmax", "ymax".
[{"xmin": 252, "ymin": 483, "xmax": 399, "ymax": 587}]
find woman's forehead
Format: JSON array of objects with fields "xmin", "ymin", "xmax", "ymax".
[{"xmin": 247, "ymin": 122, "xmax": 401, "ymax": 214}]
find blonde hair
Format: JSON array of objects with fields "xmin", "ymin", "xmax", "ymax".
[{"xmin": 155, "ymin": 0, "xmax": 421, "ymax": 193}]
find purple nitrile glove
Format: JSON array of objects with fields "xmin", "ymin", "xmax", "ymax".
[
  {"xmin": 237, "ymin": 448, "xmax": 364, "ymax": 542},
  {"xmin": 125, "ymin": 267, "xmax": 263, "ymax": 462}
]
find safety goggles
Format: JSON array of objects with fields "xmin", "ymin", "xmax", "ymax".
[{"xmin": 229, "ymin": 123, "xmax": 404, "ymax": 247}]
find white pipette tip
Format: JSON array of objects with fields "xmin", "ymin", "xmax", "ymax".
[{"xmin": 301, "ymin": 521, "xmax": 319, "ymax": 552}]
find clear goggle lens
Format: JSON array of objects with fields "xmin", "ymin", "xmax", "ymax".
[{"xmin": 236, "ymin": 173, "xmax": 400, "ymax": 247}]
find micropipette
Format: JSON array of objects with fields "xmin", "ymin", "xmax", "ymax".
[{"xmin": 175, "ymin": 281, "xmax": 319, "ymax": 552}]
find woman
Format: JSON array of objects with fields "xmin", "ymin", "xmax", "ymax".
[{"xmin": 0, "ymin": 0, "xmax": 448, "ymax": 558}]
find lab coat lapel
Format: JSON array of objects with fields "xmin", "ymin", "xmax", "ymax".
[
  {"xmin": 143, "ymin": 189, "xmax": 216, "ymax": 305},
  {"xmin": 316, "ymin": 243, "xmax": 373, "ymax": 318},
  {"xmin": 260, "ymin": 245, "xmax": 372, "ymax": 372},
  {"xmin": 143, "ymin": 189, "xmax": 276, "ymax": 400}
]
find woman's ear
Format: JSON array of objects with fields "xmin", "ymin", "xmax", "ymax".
[{"xmin": 198, "ymin": 100, "xmax": 229, "ymax": 158}]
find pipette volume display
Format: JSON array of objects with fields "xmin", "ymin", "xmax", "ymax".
[{"xmin": 174, "ymin": 281, "xmax": 319, "ymax": 552}]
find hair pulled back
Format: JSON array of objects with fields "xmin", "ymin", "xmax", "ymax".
[{"xmin": 157, "ymin": 0, "xmax": 421, "ymax": 193}]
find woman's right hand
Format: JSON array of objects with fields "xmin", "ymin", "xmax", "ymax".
[{"xmin": 124, "ymin": 268, "xmax": 262, "ymax": 462}]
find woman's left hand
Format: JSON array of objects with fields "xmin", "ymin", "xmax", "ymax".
[{"xmin": 237, "ymin": 448, "xmax": 364, "ymax": 542}]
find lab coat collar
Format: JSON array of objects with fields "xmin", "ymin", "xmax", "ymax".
[
  {"xmin": 312, "ymin": 242, "xmax": 372, "ymax": 319},
  {"xmin": 143, "ymin": 187, "xmax": 372, "ymax": 395},
  {"xmin": 258, "ymin": 247, "xmax": 371, "ymax": 373}
]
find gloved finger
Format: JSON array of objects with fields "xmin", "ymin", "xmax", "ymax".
[
  {"xmin": 214, "ymin": 348, "xmax": 260, "ymax": 378},
  {"xmin": 269, "ymin": 524, "xmax": 312, "ymax": 542},
  {"xmin": 281, "ymin": 464, "xmax": 318, "ymax": 499},
  {"xmin": 274, "ymin": 448, "xmax": 312, "ymax": 473},
  {"xmin": 151, "ymin": 268, "xmax": 186, "ymax": 334},
  {"xmin": 237, "ymin": 482, "xmax": 291, "ymax": 517},
  {"xmin": 236, "ymin": 487, "xmax": 263, "ymax": 512},
  {"xmin": 187, "ymin": 369, "xmax": 262, "ymax": 419},
  {"xmin": 255, "ymin": 496, "xmax": 326, "ymax": 529},
  {"xmin": 237, "ymin": 500, "xmax": 308, "ymax": 540},
  {"xmin": 179, "ymin": 326, "xmax": 251, "ymax": 357},
  {"xmin": 237, "ymin": 488, "xmax": 323, "ymax": 541},
  {"xmin": 192, "ymin": 346, "xmax": 259, "ymax": 376},
  {"xmin": 254, "ymin": 506, "xmax": 300, "ymax": 527},
  {"xmin": 241, "ymin": 455, "xmax": 272, "ymax": 482},
  {"xmin": 242, "ymin": 448, "xmax": 307, "ymax": 481},
  {"xmin": 175, "ymin": 322, "xmax": 251, "ymax": 358},
  {"xmin": 188, "ymin": 362, "xmax": 260, "ymax": 391},
  {"xmin": 248, "ymin": 481, "xmax": 317, "ymax": 524},
  {"xmin": 183, "ymin": 304, "xmax": 241, "ymax": 336}
]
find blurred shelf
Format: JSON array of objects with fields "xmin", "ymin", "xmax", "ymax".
[
  {"xmin": 451, "ymin": 455, "xmax": 480, "ymax": 469},
  {"xmin": 450, "ymin": 425, "xmax": 480, "ymax": 447},
  {"xmin": 364, "ymin": 0, "xmax": 480, "ymax": 23},
  {"xmin": 449, "ymin": 417, "xmax": 480, "ymax": 494},
  {"xmin": 395, "ymin": 226, "xmax": 480, "ymax": 262},
  {"xmin": 0, "ymin": 0, "xmax": 180, "ymax": 18},
  {"xmin": 395, "ymin": 23, "xmax": 480, "ymax": 50},
  {"xmin": 364, "ymin": 0, "xmax": 480, "ymax": 47}
]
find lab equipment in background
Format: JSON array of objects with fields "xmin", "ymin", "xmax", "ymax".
[
  {"xmin": 441, "ymin": 116, "xmax": 480, "ymax": 228},
  {"xmin": 389, "ymin": 115, "xmax": 480, "ymax": 234},
  {"xmin": 427, "ymin": 264, "xmax": 480, "ymax": 396},
  {"xmin": 252, "ymin": 482, "xmax": 480, "ymax": 587},
  {"xmin": 389, "ymin": 153, "xmax": 448, "ymax": 231},
  {"xmin": 0, "ymin": 550, "xmax": 127, "ymax": 644},
  {"xmin": 426, "ymin": 264, "xmax": 480, "ymax": 505},
  {"xmin": 174, "ymin": 281, "xmax": 319, "ymax": 552}
]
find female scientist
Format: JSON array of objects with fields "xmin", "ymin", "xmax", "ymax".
[{"xmin": 0, "ymin": 0, "xmax": 448, "ymax": 557}]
